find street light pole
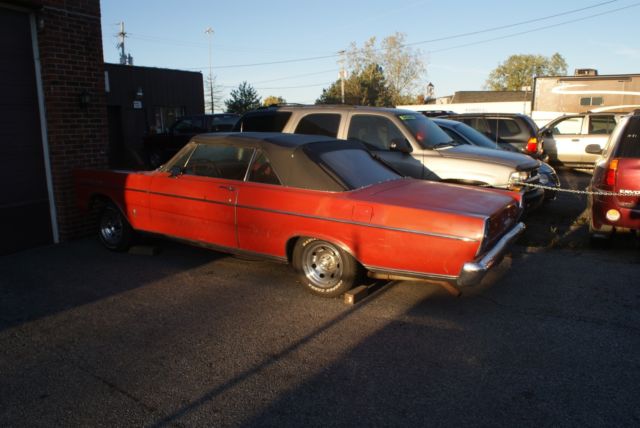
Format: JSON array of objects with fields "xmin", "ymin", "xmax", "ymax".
[{"xmin": 205, "ymin": 27, "xmax": 214, "ymax": 114}]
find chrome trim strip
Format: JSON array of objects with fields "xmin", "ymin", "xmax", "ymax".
[
  {"xmin": 138, "ymin": 230, "xmax": 288, "ymax": 263},
  {"xmin": 364, "ymin": 265, "xmax": 457, "ymax": 282},
  {"xmin": 106, "ymin": 186, "xmax": 478, "ymax": 243}
]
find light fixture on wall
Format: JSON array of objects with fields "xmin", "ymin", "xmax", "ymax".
[{"xmin": 135, "ymin": 87, "xmax": 144, "ymax": 99}]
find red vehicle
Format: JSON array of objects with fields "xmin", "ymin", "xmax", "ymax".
[
  {"xmin": 588, "ymin": 111, "xmax": 640, "ymax": 241},
  {"xmin": 75, "ymin": 133, "xmax": 524, "ymax": 297}
]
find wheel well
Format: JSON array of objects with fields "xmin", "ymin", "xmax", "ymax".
[
  {"xmin": 285, "ymin": 235, "xmax": 362, "ymax": 266},
  {"xmin": 89, "ymin": 194, "xmax": 112, "ymax": 212},
  {"xmin": 285, "ymin": 237, "xmax": 300, "ymax": 263}
]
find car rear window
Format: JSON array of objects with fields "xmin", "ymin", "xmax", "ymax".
[
  {"xmin": 496, "ymin": 119, "xmax": 522, "ymax": 137},
  {"xmin": 295, "ymin": 113, "xmax": 340, "ymax": 137},
  {"xmin": 235, "ymin": 111, "xmax": 292, "ymax": 132},
  {"xmin": 615, "ymin": 117, "xmax": 640, "ymax": 158}
]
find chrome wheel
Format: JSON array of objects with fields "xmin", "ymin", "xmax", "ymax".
[
  {"xmin": 98, "ymin": 204, "xmax": 132, "ymax": 251},
  {"xmin": 300, "ymin": 241, "xmax": 344, "ymax": 289},
  {"xmin": 99, "ymin": 208, "xmax": 123, "ymax": 246}
]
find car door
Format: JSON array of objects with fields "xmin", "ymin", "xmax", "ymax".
[
  {"xmin": 148, "ymin": 142, "xmax": 254, "ymax": 247},
  {"xmin": 345, "ymin": 113, "xmax": 428, "ymax": 179},
  {"xmin": 581, "ymin": 115, "xmax": 617, "ymax": 164},
  {"xmin": 543, "ymin": 116, "xmax": 585, "ymax": 164}
]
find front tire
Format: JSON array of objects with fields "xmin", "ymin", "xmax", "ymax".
[
  {"xmin": 98, "ymin": 203, "xmax": 133, "ymax": 251},
  {"xmin": 292, "ymin": 237, "xmax": 361, "ymax": 297}
]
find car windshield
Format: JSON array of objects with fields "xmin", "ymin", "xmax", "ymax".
[
  {"xmin": 308, "ymin": 145, "xmax": 400, "ymax": 190},
  {"xmin": 397, "ymin": 113, "xmax": 455, "ymax": 149},
  {"xmin": 454, "ymin": 123, "xmax": 500, "ymax": 149}
]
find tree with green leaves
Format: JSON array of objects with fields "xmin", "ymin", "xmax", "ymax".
[
  {"xmin": 346, "ymin": 32, "xmax": 425, "ymax": 105},
  {"xmin": 263, "ymin": 95, "xmax": 286, "ymax": 106},
  {"xmin": 485, "ymin": 53, "xmax": 568, "ymax": 91},
  {"xmin": 224, "ymin": 81, "xmax": 261, "ymax": 114},
  {"xmin": 317, "ymin": 63, "xmax": 393, "ymax": 106}
]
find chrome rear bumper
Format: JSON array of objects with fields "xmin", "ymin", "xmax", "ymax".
[{"xmin": 457, "ymin": 222, "xmax": 525, "ymax": 287}]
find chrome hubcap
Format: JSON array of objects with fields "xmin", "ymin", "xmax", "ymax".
[
  {"xmin": 100, "ymin": 210, "xmax": 122, "ymax": 245},
  {"xmin": 301, "ymin": 241, "xmax": 343, "ymax": 289}
]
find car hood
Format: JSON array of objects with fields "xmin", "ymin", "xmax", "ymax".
[
  {"xmin": 435, "ymin": 144, "xmax": 539, "ymax": 170},
  {"xmin": 355, "ymin": 178, "xmax": 518, "ymax": 218}
]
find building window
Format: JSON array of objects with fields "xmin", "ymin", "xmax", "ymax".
[{"xmin": 580, "ymin": 97, "xmax": 604, "ymax": 107}]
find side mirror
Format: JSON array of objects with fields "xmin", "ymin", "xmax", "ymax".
[
  {"xmin": 541, "ymin": 128, "xmax": 553, "ymax": 137},
  {"xmin": 169, "ymin": 165, "xmax": 184, "ymax": 177},
  {"xmin": 389, "ymin": 138, "xmax": 412, "ymax": 154},
  {"xmin": 585, "ymin": 144, "xmax": 603, "ymax": 155}
]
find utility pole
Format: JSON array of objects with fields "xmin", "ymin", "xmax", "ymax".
[
  {"xmin": 117, "ymin": 21, "xmax": 128, "ymax": 65},
  {"xmin": 338, "ymin": 50, "xmax": 346, "ymax": 104},
  {"xmin": 205, "ymin": 27, "xmax": 214, "ymax": 114}
]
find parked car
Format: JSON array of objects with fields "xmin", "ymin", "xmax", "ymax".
[
  {"xmin": 433, "ymin": 118, "xmax": 560, "ymax": 200},
  {"xmin": 587, "ymin": 110, "xmax": 640, "ymax": 241},
  {"xmin": 144, "ymin": 113, "xmax": 240, "ymax": 168},
  {"xmin": 234, "ymin": 105, "xmax": 544, "ymax": 211},
  {"xmin": 439, "ymin": 112, "xmax": 545, "ymax": 160},
  {"xmin": 75, "ymin": 133, "xmax": 525, "ymax": 297},
  {"xmin": 539, "ymin": 112, "xmax": 622, "ymax": 168}
]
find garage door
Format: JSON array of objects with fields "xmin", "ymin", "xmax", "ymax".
[{"xmin": 0, "ymin": 7, "xmax": 53, "ymax": 255}]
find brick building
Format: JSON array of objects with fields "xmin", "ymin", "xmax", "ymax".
[{"xmin": 1, "ymin": 0, "xmax": 108, "ymax": 254}]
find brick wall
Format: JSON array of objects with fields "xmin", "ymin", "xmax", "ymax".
[{"xmin": 37, "ymin": 0, "xmax": 108, "ymax": 239}]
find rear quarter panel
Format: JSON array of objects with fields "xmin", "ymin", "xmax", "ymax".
[{"xmin": 74, "ymin": 169, "xmax": 152, "ymax": 229}]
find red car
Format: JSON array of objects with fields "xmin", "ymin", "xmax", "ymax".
[
  {"xmin": 588, "ymin": 111, "xmax": 640, "ymax": 241},
  {"xmin": 75, "ymin": 133, "xmax": 524, "ymax": 297}
]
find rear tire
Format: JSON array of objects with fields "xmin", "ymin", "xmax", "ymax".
[
  {"xmin": 98, "ymin": 203, "xmax": 133, "ymax": 252},
  {"xmin": 292, "ymin": 237, "xmax": 361, "ymax": 297}
]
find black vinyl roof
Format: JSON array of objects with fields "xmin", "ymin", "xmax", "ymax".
[{"xmin": 186, "ymin": 132, "xmax": 370, "ymax": 191}]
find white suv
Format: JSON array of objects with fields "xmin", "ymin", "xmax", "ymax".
[{"xmin": 540, "ymin": 112, "xmax": 622, "ymax": 168}]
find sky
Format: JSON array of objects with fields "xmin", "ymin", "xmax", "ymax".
[{"xmin": 100, "ymin": 0, "xmax": 640, "ymax": 109}]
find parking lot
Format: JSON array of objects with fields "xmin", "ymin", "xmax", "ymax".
[{"xmin": 1, "ymin": 169, "xmax": 639, "ymax": 427}]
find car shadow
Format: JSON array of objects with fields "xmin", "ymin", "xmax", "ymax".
[{"xmin": 0, "ymin": 237, "xmax": 223, "ymax": 333}]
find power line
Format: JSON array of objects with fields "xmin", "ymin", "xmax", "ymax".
[
  {"xmin": 178, "ymin": 0, "xmax": 626, "ymax": 70},
  {"xmin": 255, "ymin": 82, "xmax": 332, "ymax": 90},
  {"xmin": 431, "ymin": 1, "xmax": 640, "ymax": 53},
  {"xmin": 406, "ymin": 0, "xmax": 619, "ymax": 47}
]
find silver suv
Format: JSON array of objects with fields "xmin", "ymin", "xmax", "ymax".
[{"xmin": 234, "ymin": 105, "xmax": 544, "ymax": 209}]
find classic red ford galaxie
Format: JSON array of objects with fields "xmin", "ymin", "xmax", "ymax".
[{"xmin": 75, "ymin": 133, "xmax": 524, "ymax": 297}]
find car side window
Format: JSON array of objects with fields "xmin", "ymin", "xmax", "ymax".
[
  {"xmin": 294, "ymin": 114, "xmax": 341, "ymax": 137},
  {"xmin": 184, "ymin": 144, "xmax": 254, "ymax": 180},
  {"xmin": 247, "ymin": 151, "xmax": 281, "ymax": 185},
  {"xmin": 347, "ymin": 115, "xmax": 405, "ymax": 150},
  {"xmin": 496, "ymin": 119, "xmax": 521, "ymax": 137},
  {"xmin": 553, "ymin": 117, "xmax": 584, "ymax": 135},
  {"xmin": 615, "ymin": 117, "xmax": 640, "ymax": 158},
  {"xmin": 174, "ymin": 118, "xmax": 205, "ymax": 135},
  {"xmin": 589, "ymin": 116, "xmax": 616, "ymax": 134},
  {"xmin": 441, "ymin": 128, "xmax": 468, "ymax": 145},
  {"xmin": 236, "ymin": 112, "xmax": 292, "ymax": 132}
]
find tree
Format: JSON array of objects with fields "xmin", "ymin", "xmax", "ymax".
[
  {"xmin": 346, "ymin": 32, "xmax": 425, "ymax": 105},
  {"xmin": 485, "ymin": 53, "xmax": 568, "ymax": 91},
  {"xmin": 316, "ymin": 63, "xmax": 392, "ymax": 106},
  {"xmin": 263, "ymin": 95, "xmax": 286, "ymax": 106},
  {"xmin": 204, "ymin": 75, "xmax": 224, "ymax": 114},
  {"xmin": 224, "ymin": 81, "xmax": 261, "ymax": 114}
]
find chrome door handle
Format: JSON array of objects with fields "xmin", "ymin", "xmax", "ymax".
[
  {"xmin": 571, "ymin": 139, "xmax": 580, "ymax": 142},
  {"xmin": 219, "ymin": 185, "xmax": 235, "ymax": 191}
]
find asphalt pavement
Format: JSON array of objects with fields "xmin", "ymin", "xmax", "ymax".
[{"xmin": 1, "ymin": 169, "xmax": 639, "ymax": 427}]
